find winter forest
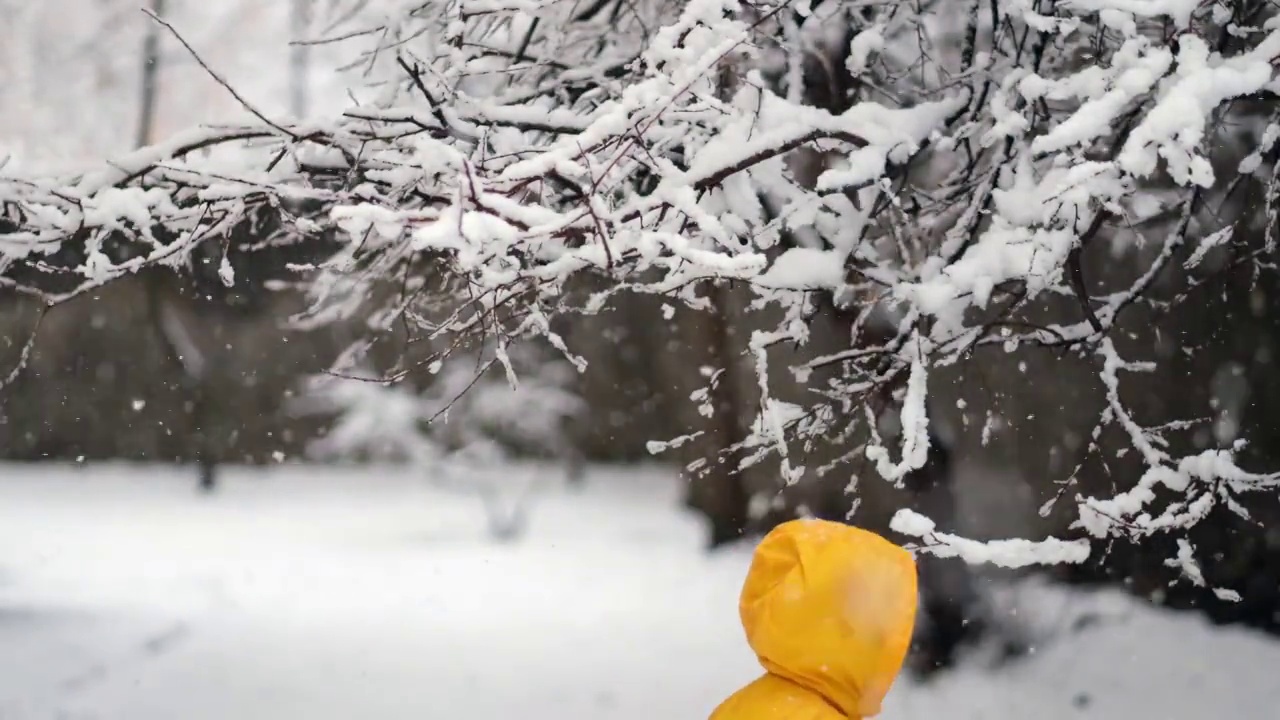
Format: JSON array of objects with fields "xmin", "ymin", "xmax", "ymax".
[{"xmin": 3, "ymin": 0, "xmax": 1280, "ymax": 717}]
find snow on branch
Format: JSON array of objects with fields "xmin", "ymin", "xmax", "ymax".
[{"xmin": 891, "ymin": 509, "xmax": 1091, "ymax": 568}]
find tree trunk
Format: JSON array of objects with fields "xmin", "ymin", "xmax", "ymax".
[
  {"xmin": 685, "ymin": 283, "xmax": 750, "ymax": 548},
  {"xmin": 136, "ymin": 0, "xmax": 164, "ymax": 149},
  {"xmin": 289, "ymin": 0, "xmax": 312, "ymax": 119}
]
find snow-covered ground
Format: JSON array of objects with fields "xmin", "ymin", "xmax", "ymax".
[{"xmin": 0, "ymin": 463, "xmax": 1277, "ymax": 719}]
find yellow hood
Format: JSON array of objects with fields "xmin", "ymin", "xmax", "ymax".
[{"xmin": 738, "ymin": 519, "xmax": 918, "ymax": 717}]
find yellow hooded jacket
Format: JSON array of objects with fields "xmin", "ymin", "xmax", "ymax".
[{"xmin": 710, "ymin": 519, "xmax": 918, "ymax": 720}]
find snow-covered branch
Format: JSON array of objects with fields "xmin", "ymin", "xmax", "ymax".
[{"xmin": 892, "ymin": 509, "xmax": 1091, "ymax": 568}]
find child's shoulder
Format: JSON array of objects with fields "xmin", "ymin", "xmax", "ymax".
[{"xmin": 709, "ymin": 674, "xmax": 847, "ymax": 720}]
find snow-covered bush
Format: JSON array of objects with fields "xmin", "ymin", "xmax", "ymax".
[
  {"xmin": 297, "ymin": 343, "xmax": 584, "ymax": 468},
  {"xmin": 294, "ymin": 368, "xmax": 438, "ymax": 465},
  {"xmin": 4, "ymin": 0, "xmax": 1280, "ymax": 575},
  {"xmin": 294, "ymin": 342, "xmax": 585, "ymax": 539},
  {"xmin": 419, "ymin": 342, "xmax": 586, "ymax": 469}
]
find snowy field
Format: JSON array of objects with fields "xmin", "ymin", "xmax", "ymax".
[{"xmin": 0, "ymin": 464, "xmax": 1278, "ymax": 720}]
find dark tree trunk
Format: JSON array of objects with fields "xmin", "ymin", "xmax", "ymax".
[
  {"xmin": 902, "ymin": 432, "xmax": 991, "ymax": 676},
  {"xmin": 687, "ymin": 284, "xmax": 750, "ymax": 549},
  {"xmin": 145, "ymin": 273, "xmax": 219, "ymax": 493},
  {"xmin": 197, "ymin": 458, "xmax": 218, "ymax": 493}
]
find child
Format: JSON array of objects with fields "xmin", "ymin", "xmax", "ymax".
[{"xmin": 710, "ymin": 518, "xmax": 918, "ymax": 719}]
